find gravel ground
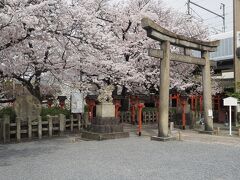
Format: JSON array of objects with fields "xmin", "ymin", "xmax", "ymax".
[{"xmin": 1, "ymin": 132, "xmax": 240, "ymax": 180}]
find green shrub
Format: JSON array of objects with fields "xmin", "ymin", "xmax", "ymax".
[
  {"xmin": 41, "ymin": 107, "xmax": 70, "ymax": 121},
  {"xmin": 84, "ymin": 105, "xmax": 88, "ymax": 113},
  {"xmin": 0, "ymin": 107, "xmax": 16, "ymax": 122}
]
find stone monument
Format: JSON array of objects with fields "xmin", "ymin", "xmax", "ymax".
[
  {"xmin": 14, "ymin": 95, "xmax": 42, "ymax": 141},
  {"xmin": 82, "ymin": 85, "xmax": 129, "ymax": 140},
  {"xmin": 14, "ymin": 95, "xmax": 42, "ymax": 121}
]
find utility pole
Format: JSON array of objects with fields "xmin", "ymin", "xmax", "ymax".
[
  {"xmin": 233, "ymin": 0, "xmax": 240, "ymax": 126},
  {"xmin": 221, "ymin": 3, "xmax": 226, "ymax": 32},
  {"xmin": 187, "ymin": 0, "xmax": 226, "ymax": 32},
  {"xmin": 187, "ymin": 0, "xmax": 191, "ymax": 15}
]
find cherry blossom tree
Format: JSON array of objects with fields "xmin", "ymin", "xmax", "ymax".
[
  {"xmin": 89, "ymin": 0, "xmax": 221, "ymax": 96},
  {"xmin": 0, "ymin": 0, "xmax": 112, "ymax": 100},
  {"xmin": 0, "ymin": 0, "xmax": 222, "ymax": 101}
]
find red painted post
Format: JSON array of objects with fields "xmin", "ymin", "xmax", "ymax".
[
  {"xmin": 130, "ymin": 102, "xmax": 135, "ymax": 124},
  {"xmin": 114, "ymin": 100, "xmax": 121, "ymax": 119},
  {"xmin": 181, "ymin": 98, "xmax": 187, "ymax": 130},
  {"xmin": 176, "ymin": 93, "xmax": 180, "ymax": 107},
  {"xmin": 130, "ymin": 96, "xmax": 139, "ymax": 125},
  {"xmin": 138, "ymin": 103, "xmax": 145, "ymax": 136},
  {"xmin": 86, "ymin": 98, "xmax": 96, "ymax": 122},
  {"xmin": 199, "ymin": 96, "xmax": 203, "ymax": 113},
  {"xmin": 47, "ymin": 99, "xmax": 53, "ymax": 108},
  {"xmin": 89, "ymin": 101, "xmax": 95, "ymax": 122},
  {"xmin": 190, "ymin": 96, "xmax": 194, "ymax": 111},
  {"xmin": 58, "ymin": 96, "xmax": 67, "ymax": 109}
]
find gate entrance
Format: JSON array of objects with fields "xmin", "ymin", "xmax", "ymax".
[{"xmin": 141, "ymin": 18, "xmax": 220, "ymax": 140}]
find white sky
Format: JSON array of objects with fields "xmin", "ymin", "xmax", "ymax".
[{"xmin": 161, "ymin": 0, "xmax": 233, "ymax": 34}]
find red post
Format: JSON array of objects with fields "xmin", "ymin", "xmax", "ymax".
[
  {"xmin": 58, "ymin": 96, "xmax": 67, "ymax": 109},
  {"xmin": 181, "ymin": 98, "xmax": 187, "ymax": 130},
  {"xmin": 199, "ymin": 96, "xmax": 203, "ymax": 113},
  {"xmin": 86, "ymin": 98, "xmax": 96, "ymax": 122},
  {"xmin": 47, "ymin": 99, "xmax": 53, "ymax": 108},
  {"xmin": 190, "ymin": 96, "xmax": 194, "ymax": 111},
  {"xmin": 130, "ymin": 96, "xmax": 139, "ymax": 125},
  {"xmin": 114, "ymin": 100, "xmax": 121, "ymax": 119},
  {"xmin": 176, "ymin": 93, "xmax": 180, "ymax": 107},
  {"xmin": 137, "ymin": 103, "xmax": 145, "ymax": 136}
]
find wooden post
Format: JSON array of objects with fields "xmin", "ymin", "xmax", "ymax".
[
  {"xmin": 170, "ymin": 122, "xmax": 174, "ymax": 133},
  {"xmin": 143, "ymin": 112, "xmax": 146, "ymax": 124},
  {"xmin": 38, "ymin": 116, "xmax": 42, "ymax": 139},
  {"xmin": 216, "ymin": 127, "xmax": 220, "ymax": 135},
  {"xmin": 77, "ymin": 114, "xmax": 81, "ymax": 131},
  {"xmin": 3, "ymin": 115, "xmax": 10, "ymax": 143},
  {"xmin": 158, "ymin": 41, "xmax": 170, "ymax": 137},
  {"xmin": 130, "ymin": 101, "xmax": 136, "ymax": 125},
  {"xmin": 181, "ymin": 99, "xmax": 186, "ymax": 130},
  {"xmin": 59, "ymin": 114, "xmax": 65, "ymax": 135},
  {"xmin": 178, "ymin": 130, "xmax": 182, "ymax": 141},
  {"xmin": 70, "ymin": 115, "xmax": 74, "ymax": 132},
  {"xmin": 199, "ymin": 96, "xmax": 203, "ymax": 113},
  {"xmin": 28, "ymin": 117, "xmax": 32, "ymax": 139},
  {"xmin": 137, "ymin": 103, "xmax": 145, "ymax": 136},
  {"xmin": 48, "ymin": 115, "xmax": 53, "ymax": 137},
  {"xmin": 16, "ymin": 117, "xmax": 21, "ymax": 142},
  {"xmin": 202, "ymin": 51, "xmax": 214, "ymax": 132}
]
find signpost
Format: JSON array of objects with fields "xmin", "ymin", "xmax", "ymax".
[
  {"xmin": 71, "ymin": 92, "xmax": 84, "ymax": 113},
  {"xmin": 223, "ymin": 97, "xmax": 238, "ymax": 135}
]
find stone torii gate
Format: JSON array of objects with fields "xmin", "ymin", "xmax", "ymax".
[{"xmin": 141, "ymin": 18, "xmax": 220, "ymax": 141}]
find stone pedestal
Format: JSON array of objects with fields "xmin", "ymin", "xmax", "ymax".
[
  {"xmin": 82, "ymin": 103, "xmax": 129, "ymax": 140},
  {"xmin": 96, "ymin": 103, "xmax": 115, "ymax": 118}
]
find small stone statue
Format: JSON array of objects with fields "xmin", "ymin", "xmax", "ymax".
[{"xmin": 97, "ymin": 85, "xmax": 114, "ymax": 103}]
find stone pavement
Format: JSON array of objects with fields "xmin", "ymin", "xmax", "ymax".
[{"xmin": 1, "ymin": 124, "xmax": 240, "ymax": 180}]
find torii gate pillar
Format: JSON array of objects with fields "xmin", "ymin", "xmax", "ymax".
[
  {"xmin": 158, "ymin": 41, "xmax": 170, "ymax": 137},
  {"xmin": 202, "ymin": 51, "xmax": 214, "ymax": 132}
]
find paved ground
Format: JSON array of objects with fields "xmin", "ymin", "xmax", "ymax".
[{"xmin": 1, "ymin": 126, "xmax": 240, "ymax": 180}]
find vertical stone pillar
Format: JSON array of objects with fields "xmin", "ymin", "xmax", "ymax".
[
  {"xmin": 16, "ymin": 117, "xmax": 21, "ymax": 142},
  {"xmin": 59, "ymin": 114, "xmax": 65, "ymax": 135},
  {"xmin": 158, "ymin": 41, "xmax": 170, "ymax": 137},
  {"xmin": 28, "ymin": 117, "xmax": 32, "ymax": 139},
  {"xmin": 3, "ymin": 115, "xmax": 10, "ymax": 143},
  {"xmin": 202, "ymin": 51, "xmax": 213, "ymax": 132},
  {"xmin": 38, "ymin": 116, "xmax": 42, "ymax": 139},
  {"xmin": 48, "ymin": 115, "xmax": 53, "ymax": 137}
]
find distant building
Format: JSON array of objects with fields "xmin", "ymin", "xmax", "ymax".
[{"xmin": 210, "ymin": 31, "xmax": 234, "ymax": 90}]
